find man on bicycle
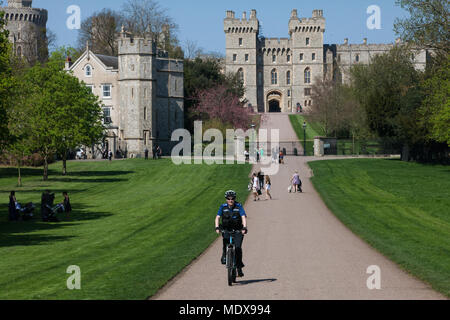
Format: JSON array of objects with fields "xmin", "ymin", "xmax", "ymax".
[{"xmin": 215, "ymin": 190, "xmax": 248, "ymax": 277}]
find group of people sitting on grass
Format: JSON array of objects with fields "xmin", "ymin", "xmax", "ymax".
[{"xmin": 8, "ymin": 190, "xmax": 71, "ymax": 222}]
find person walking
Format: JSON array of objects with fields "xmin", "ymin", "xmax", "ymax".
[
  {"xmin": 265, "ymin": 176, "xmax": 272, "ymax": 200},
  {"xmin": 252, "ymin": 173, "xmax": 260, "ymax": 201},
  {"xmin": 291, "ymin": 170, "xmax": 302, "ymax": 193}
]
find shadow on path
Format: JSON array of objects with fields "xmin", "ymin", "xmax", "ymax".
[{"xmin": 235, "ymin": 278, "xmax": 277, "ymax": 286}]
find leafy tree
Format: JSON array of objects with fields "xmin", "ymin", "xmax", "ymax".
[
  {"xmin": 21, "ymin": 62, "xmax": 105, "ymax": 180},
  {"xmin": 394, "ymin": 0, "xmax": 449, "ymax": 61},
  {"xmin": 351, "ymin": 46, "xmax": 424, "ymax": 160},
  {"xmin": 419, "ymin": 55, "xmax": 450, "ymax": 146},
  {"xmin": 193, "ymin": 84, "xmax": 253, "ymax": 131},
  {"xmin": 0, "ymin": 6, "xmax": 12, "ymax": 147}
]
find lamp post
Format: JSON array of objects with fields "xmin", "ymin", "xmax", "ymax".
[{"xmin": 303, "ymin": 121, "xmax": 307, "ymax": 156}]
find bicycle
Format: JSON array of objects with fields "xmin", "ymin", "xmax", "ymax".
[{"xmin": 220, "ymin": 229, "xmax": 242, "ymax": 286}]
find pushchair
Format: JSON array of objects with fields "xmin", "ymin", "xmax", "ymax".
[
  {"xmin": 15, "ymin": 202, "xmax": 36, "ymax": 221},
  {"xmin": 44, "ymin": 203, "xmax": 65, "ymax": 222}
]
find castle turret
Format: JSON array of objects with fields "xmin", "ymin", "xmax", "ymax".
[
  {"xmin": 224, "ymin": 9, "xmax": 259, "ymax": 110},
  {"xmin": 118, "ymin": 30, "xmax": 157, "ymax": 157},
  {"xmin": 2, "ymin": 0, "xmax": 48, "ymax": 63}
]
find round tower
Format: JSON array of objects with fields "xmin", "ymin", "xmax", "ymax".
[{"xmin": 2, "ymin": 0, "xmax": 48, "ymax": 63}]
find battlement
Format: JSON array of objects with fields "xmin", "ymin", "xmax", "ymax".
[
  {"xmin": 288, "ymin": 9, "xmax": 325, "ymax": 34},
  {"xmin": 224, "ymin": 9, "xmax": 259, "ymax": 33},
  {"xmin": 3, "ymin": 7, "xmax": 48, "ymax": 26},
  {"xmin": 118, "ymin": 31, "xmax": 157, "ymax": 55}
]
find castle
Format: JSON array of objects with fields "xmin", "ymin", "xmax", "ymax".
[
  {"xmin": 66, "ymin": 28, "xmax": 184, "ymax": 158},
  {"xmin": 2, "ymin": 0, "xmax": 48, "ymax": 63},
  {"xmin": 224, "ymin": 9, "xmax": 429, "ymax": 113}
]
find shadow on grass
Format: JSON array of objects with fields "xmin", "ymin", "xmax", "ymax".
[
  {"xmin": 65, "ymin": 170, "xmax": 135, "ymax": 177},
  {"xmin": 0, "ymin": 167, "xmax": 58, "ymax": 178},
  {"xmin": 49, "ymin": 177, "xmax": 129, "ymax": 183},
  {"xmin": 0, "ymin": 203, "xmax": 113, "ymax": 248}
]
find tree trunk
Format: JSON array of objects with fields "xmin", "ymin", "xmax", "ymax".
[
  {"xmin": 17, "ymin": 161, "xmax": 22, "ymax": 187},
  {"xmin": 43, "ymin": 154, "xmax": 48, "ymax": 181},
  {"xmin": 401, "ymin": 144, "xmax": 410, "ymax": 162},
  {"xmin": 62, "ymin": 152, "xmax": 67, "ymax": 176}
]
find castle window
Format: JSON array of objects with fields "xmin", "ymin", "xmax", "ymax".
[
  {"xmin": 304, "ymin": 88, "xmax": 311, "ymax": 96},
  {"xmin": 287, "ymin": 55, "xmax": 291, "ymax": 62},
  {"xmin": 300, "ymin": 53, "xmax": 304, "ymax": 61},
  {"xmin": 355, "ymin": 54, "xmax": 360, "ymax": 62},
  {"xmin": 238, "ymin": 68, "xmax": 244, "ymax": 83},
  {"xmin": 271, "ymin": 69, "xmax": 277, "ymax": 85},
  {"xmin": 272, "ymin": 55, "xmax": 276, "ymax": 63},
  {"xmin": 287, "ymin": 90, "xmax": 291, "ymax": 97},
  {"xmin": 144, "ymin": 107, "xmax": 147, "ymax": 120},
  {"xmin": 312, "ymin": 53, "xmax": 316, "ymax": 61},
  {"xmin": 102, "ymin": 107, "xmax": 111, "ymax": 124},
  {"xmin": 286, "ymin": 71, "xmax": 291, "ymax": 85},
  {"xmin": 85, "ymin": 65, "xmax": 92, "ymax": 77},
  {"xmin": 233, "ymin": 54, "xmax": 237, "ymax": 62},
  {"xmin": 304, "ymin": 68, "xmax": 311, "ymax": 84},
  {"xmin": 86, "ymin": 85, "xmax": 93, "ymax": 93},
  {"xmin": 239, "ymin": 38, "xmax": 243, "ymax": 46},
  {"xmin": 102, "ymin": 84, "xmax": 111, "ymax": 98},
  {"xmin": 17, "ymin": 46, "xmax": 22, "ymax": 57},
  {"xmin": 306, "ymin": 38, "xmax": 310, "ymax": 46},
  {"xmin": 245, "ymin": 54, "xmax": 249, "ymax": 62}
]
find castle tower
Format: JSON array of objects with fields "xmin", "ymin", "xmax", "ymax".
[
  {"xmin": 2, "ymin": 0, "xmax": 48, "ymax": 63},
  {"xmin": 288, "ymin": 9, "xmax": 325, "ymax": 110},
  {"xmin": 224, "ymin": 9, "xmax": 259, "ymax": 111},
  {"xmin": 118, "ymin": 29, "xmax": 157, "ymax": 157}
]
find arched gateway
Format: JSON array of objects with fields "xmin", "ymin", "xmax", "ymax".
[{"xmin": 267, "ymin": 91, "xmax": 282, "ymax": 113}]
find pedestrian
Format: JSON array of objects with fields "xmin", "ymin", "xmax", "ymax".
[
  {"xmin": 291, "ymin": 170, "xmax": 302, "ymax": 193},
  {"xmin": 62, "ymin": 192, "xmax": 72, "ymax": 219},
  {"xmin": 265, "ymin": 176, "xmax": 272, "ymax": 200},
  {"xmin": 152, "ymin": 145, "xmax": 157, "ymax": 159},
  {"xmin": 157, "ymin": 146, "xmax": 162, "ymax": 159},
  {"xmin": 145, "ymin": 148, "xmax": 149, "ymax": 160},
  {"xmin": 108, "ymin": 150, "xmax": 112, "ymax": 161},
  {"xmin": 252, "ymin": 173, "xmax": 260, "ymax": 201},
  {"xmin": 257, "ymin": 170, "xmax": 264, "ymax": 191}
]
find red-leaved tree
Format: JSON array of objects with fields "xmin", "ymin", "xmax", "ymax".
[{"xmin": 193, "ymin": 85, "xmax": 254, "ymax": 130}]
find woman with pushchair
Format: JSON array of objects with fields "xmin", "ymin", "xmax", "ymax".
[{"xmin": 8, "ymin": 191, "xmax": 19, "ymax": 221}]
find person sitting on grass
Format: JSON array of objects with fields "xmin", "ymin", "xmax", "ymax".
[{"xmin": 8, "ymin": 191, "xmax": 19, "ymax": 221}]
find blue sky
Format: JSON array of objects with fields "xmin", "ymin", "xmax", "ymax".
[{"xmin": 30, "ymin": 0, "xmax": 409, "ymax": 54}]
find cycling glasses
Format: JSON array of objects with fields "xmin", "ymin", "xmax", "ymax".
[{"xmin": 226, "ymin": 197, "xmax": 235, "ymax": 201}]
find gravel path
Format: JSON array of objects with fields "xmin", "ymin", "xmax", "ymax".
[{"xmin": 152, "ymin": 114, "xmax": 446, "ymax": 300}]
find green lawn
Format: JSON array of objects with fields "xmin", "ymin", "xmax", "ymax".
[
  {"xmin": 0, "ymin": 159, "xmax": 251, "ymax": 299},
  {"xmin": 308, "ymin": 159, "xmax": 450, "ymax": 297},
  {"xmin": 289, "ymin": 115, "xmax": 325, "ymax": 155}
]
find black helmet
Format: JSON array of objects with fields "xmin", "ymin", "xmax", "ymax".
[{"xmin": 224, "ymin": 190, "xmax": 237, "ymax": 199}]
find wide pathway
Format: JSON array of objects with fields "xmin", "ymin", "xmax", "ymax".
[{"xmin": 152, "ymin": 114, "xmax": 446, "ymax": 300}]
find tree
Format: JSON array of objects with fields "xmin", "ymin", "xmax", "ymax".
[
  {"xmin": 77, "ymin": 9, "xmax": 122, "ymax": 56},
  {"xmin": 22, "ymin": 61, "xmax": 105, "ymax": 180},
  {"xmin": 394, "ymin": 0, "xmax": 449, "ymax": 61},
  {"xmin": 419, "ymin": 55, "xmax": 450, "ymax": 146},
  {"xmin": 351, "ymin": 46, "xmax": 424, "ymax": 160},
  {"xmin": 184, "ymin": 39, "xmax": 203, "ymax": 59},
  {"xmin": 0, "ymin": 6, "xmax": 12, "ymax": 147},
  {"xmin": 193, "ymin": 84, "xmax": 253, "ymax": 131},
  {"xmin": 121, "ymin": 0, "xmax": 183, "ymax": 58}
]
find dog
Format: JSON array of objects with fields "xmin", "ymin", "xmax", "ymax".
[{"xmin": 288, "ymin": 185, "xmax": 292, "ymax": 193}]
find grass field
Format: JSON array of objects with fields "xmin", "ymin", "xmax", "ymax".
[
  {"xmin": 0, "ymin": 159, "xmax": 251, "ymax": 299},
  {"xmin": 308, "ymin": 158, "xmax": 450, "ymax": 297},
  {"xmin": 289, "ymin": 115, "xmax": 325, "ymax": 156}
]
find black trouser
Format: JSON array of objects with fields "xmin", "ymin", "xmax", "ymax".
[{"xmin": 222, "ymin": 231, "xmax": 244, "ymax": 268}]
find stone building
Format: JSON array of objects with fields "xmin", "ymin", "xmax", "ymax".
[
  {"xmin": 224, "ymin": 9, "xmax": 429, "ymax": 113},
  {"xmin": 67, "ymin": 29, "xmax": 184, "ymax": 158},
  {"xmin": 2, "ymin": 0, "xmax": 48, "ymax": 63}
]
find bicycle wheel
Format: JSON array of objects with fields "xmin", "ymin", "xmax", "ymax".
[{"xmin": 226, "ymin": 247, "xmax": 234, "ymax": 286}]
